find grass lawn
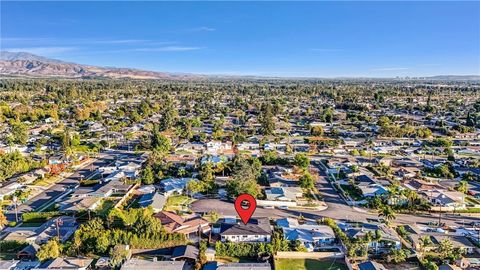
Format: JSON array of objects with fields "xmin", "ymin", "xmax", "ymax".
[
  {"xmin": 274, "ymin": 258, "xmax": 348, "ymax": 270},
  {"xmin": 19, "ymin": 222, "xmax": 44, "ymax": 227},
  {"xmin": 340, "ymin": 184, "xmax": 363, "ymax": 201},
  {"xmin": 32, "ymin": 176, "xmax": 61, "ymax": 187},
  {"xmin": 0, "ymin": 253, "xmax": 18, "ymax": 260},
  {"xmin": 164, "ymin": 195, "xmax": 193, "ymax": 211},
  {"xmin": 215, "ymin": 256, "xmax": 258, "ymax": 264},
  {"xmin": 96, "ymin": 199, "xmax": 116, "ymax": 216}
]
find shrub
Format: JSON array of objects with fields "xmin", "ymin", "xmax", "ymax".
[{"xmin": 22, "ymin": 211, "xmax": 61, "ymax": 223}]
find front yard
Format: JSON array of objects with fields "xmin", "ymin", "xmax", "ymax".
[
  {"xmin": 340, "ymin": 184, "xmax": 363, "ymax": 201},
  {"xmin": 274, "ymin": 258, "xmax": 348, "ymax": 270}
]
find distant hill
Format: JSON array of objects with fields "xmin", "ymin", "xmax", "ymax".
[
  {"xmin": 0, "ymin": 51, "xmax": 204, "ymax": 80},
  {"xmin": 0, "ymin": 51, "xmax": 478, "ymax": 81}
]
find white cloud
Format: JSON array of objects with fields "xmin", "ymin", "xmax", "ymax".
[
  {"xmin": 4, "ymin": 47, "xmax": 77, "ymax": 56},
  {"xmin": 131, "ymin": 46, "xmax": 204, "ymax": 52},
  {"xmin": 188, "ymin": 26, "xmax": 216, "ymax": 32}
]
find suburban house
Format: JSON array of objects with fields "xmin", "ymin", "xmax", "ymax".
[
  {"xmin": 176, "ymin": 142, "xmax": 206, "ymax": 155},
  {"xmin": 265, "ymin": 187, "xmax": 303, "ymax": 201},
  {"xmin": 0, "ymin": 182, "xmax": 22, "ymax": 200},
  {"xmin": 171, "ymin": 245, "xmax": 199, "ymax": 264},
  {"xmin": 160, "ymin": 178, "xmax": 196, "ymax": 196},
  {"xmin": 138, "ymin": 192, "xmax": 166, "ymax": 213},
  {"xmin": 34, "ymin": 216, "xmax": 78, "ymax": 244},
  {"xmin": 0, "ymin": 260, "xmax": 20, "ymax": 270},
  {"xmin": 120, "ymin": 258, "xmax": 188, "ymax": 270},
  {"xmin": 59, "ymin": 196, "xmax": 102, "ymax": 212},
  {"xmin": 154, "ymin": 211, "xmax": 210, "ymax": 236},
  {"xmin": 32, "ymin": 257, "xmax": 93, "ymax": 270},
  {"xmin": 356, "ymin": 175, "xmax": 376, "ymax": 186},
  {"xmin": 219, "ymin": 218, "xmax": 272, "ymax": 243},
  {"xmin": 343, "ymin": 223, "xmax": 401, "ymax": 254},
  {"xmin": 432, "ymin": 235, "xmax": 476, "ymax": 254},
  {"xmin": 358, "ymin": 261, "xmax": 387, "ymax": 270},
  {"xmin": 358, "ymin": 184, "xmax": 388, "ymax": 198},
  {"xmin": 236, "ymin": 143, "xmax": 261, "ymax": 156},
  {"xmin": 276, "ymin": 218, "xmax": 335, "ymax": 251},
  {"xmin": 206, "ymin": 141, "xmax": 233, "ymax": 156},
  {"xmin": 17, "ymin": 243, "xmax": 40, "ymax": 260},
  {"xmin": 60, "ymin": 179, "xmax": 136, "ymax": 212},
  {"xmin": 2, "ymin": 216, "xmax": 77, "ymax": 245},
  {"xmin": 420, "ymin": 189, "xmax": 466, "ymax": 209}
]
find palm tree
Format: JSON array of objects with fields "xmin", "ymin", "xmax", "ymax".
[
  {"xmin": 378, "ymin": 205, "xmax": 396, "ymax": 224},
  {"xmin": 438, "ymin": 238, "xmax": 454, "ymax": 262},
  {"xmin": 418, "ymin": 236, "xmax": 432, "ymax": 258},
  {"xmin": 456, "ymin": 181, "xmax": 468, "ymax": 194},
  {"xmin": 403, "ymin": 189, "xmax": 420, "ymax": 212}
]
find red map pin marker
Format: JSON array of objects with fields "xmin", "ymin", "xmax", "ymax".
[{"xmin": 234, "ymin": 194, "xmax": 257, "ymax": 225}]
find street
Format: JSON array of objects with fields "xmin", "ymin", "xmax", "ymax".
[
  {"xmin": 5, "ymin": 149, "xmax": 139, "ymax": 222},
  {"xmin": 191, "ymin": 169, "xmax": 480, "ymax": 228}
]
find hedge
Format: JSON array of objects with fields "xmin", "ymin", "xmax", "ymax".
[{"xmin": 22, "ymin": 211, "xmax": 61, "ymax": 223}]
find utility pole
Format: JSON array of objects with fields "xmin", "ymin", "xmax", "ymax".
[
  {"xmin": 438, "ymin": 204, "xmax": 442, "ymax": 226},
  {"xmin": 13, "ymin": 196, "xmax": 18, "ymax": 223},
  {"xmin": 56, "ymin": 218, "xmax": 61, "ymax": 239}
]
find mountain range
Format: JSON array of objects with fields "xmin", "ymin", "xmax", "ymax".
[
  {"xmin": 1, "ymin": 51, "xmax": 479, "ymax": 81},
  {"xmin": 0, "ymin": 51, "xmax": 204, "ymax": 80}
]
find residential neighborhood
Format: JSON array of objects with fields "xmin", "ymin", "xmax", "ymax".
[{"xmin": 1, "ymin": 67, "xmax": 480, "ymax": 269}]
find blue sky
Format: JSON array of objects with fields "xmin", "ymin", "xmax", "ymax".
[{"xmin": 1, "ymin": 1, "xmax": 479, "ymax": 77}]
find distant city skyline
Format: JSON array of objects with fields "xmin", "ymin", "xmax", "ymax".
[{"xmin": 1, "ymin": 1, "xmax": 479, "ymax": 77}]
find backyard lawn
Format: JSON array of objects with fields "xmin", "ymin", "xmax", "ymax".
[
  {"xmin": 274, "ymin": 258, "xmax": 348, "ymax": 270},
  {"xmin": 164, "ymin": 195, "xmax": 194, "ymax": 211}
]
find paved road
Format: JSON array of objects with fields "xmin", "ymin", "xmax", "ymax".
[
  {"xmin": 191, "ymin": 162, "xmax": 480, "ymax": 227},
  {"xmin": 5, "ymin": 149, "xmax": 139, "ymax": 222}
]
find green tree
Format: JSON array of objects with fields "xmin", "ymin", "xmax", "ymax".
[
  {"xmin": 438, "ymin": 238, "xmax": 454, "ymax": 261},
  {"xmin": 294, "ymin": 153, "xmax": 310, "ymax": 169},
  {"xmin": 299, "ymin": 172, "xmax": 314, "ymax": 189},
  {"xmin": 388, "ymin": 248, "xmax": 407, "ymax": 263},
  {"xmin": 226, "ymin": 178, "xmax": 260, "ymax": 198},
  {"xmin": 159, "ymin": 95, "xmax": 178, "ymax": 131},
  {"xmin": 456, "ymin": 180, "xmax": 469, "ymax": 194},
  {"xmin": 462, "ymin": 172, "xmax": 477, "ymax": 182},
  {"xmin": 10, "ymin": 122, "xmax": 28, "ymax": 145},
  {"xmin": 418, "ymin": 236, "xmax": 432, "ymax": 258},
  {"xmin": 378, "ymin": 205, "xmax": 396, "ymax": 223},
  {"xmin": 141, "ymin": 166, "xmax": 155, "ymax": 185},
  {"xmin": 259, "ymin": 103, "xmax": 275, "ymax": 136},
  {"xmin": 186, "ymin": 180, "xmax": 204, "ymax": 197},
  {"xmin": 205, "ymin": 211, "xmax": 221, "ymax": 223},
  {"xmin": 310, "ymin": 126, "xmax": 324, "ymax": 136},
  {"xmin": 151, "ymin": 131, "xmax": 172, "ymax": 153},
  {"xmin": 37, "ymin": 238, "xmax": 60, "ymax": 261},
  {"xmin": 424, "ymin": 261, "xmax": 439, "ymax": 270},
  {"xmin": 110, "ymin": 244, "xmax": 130, "ymax": 268},
  {"xmin": 466, "ymin": 112, "xmax": 476, "ymax": 127}
]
